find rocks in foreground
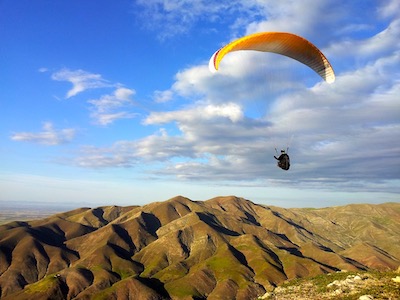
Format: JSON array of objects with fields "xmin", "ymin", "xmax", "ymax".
[{"xmin": 259, "ymin": 270, "xmax": 400, "ymax": 300}]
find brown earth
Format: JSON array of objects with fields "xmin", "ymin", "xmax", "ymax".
[
  {"xmin": 258, "ymin": 269, "xmax": 400, "ymax": 299},
  {"xmin": 0, "ymin": 196, "xmax": 399, "ymax": 299}
]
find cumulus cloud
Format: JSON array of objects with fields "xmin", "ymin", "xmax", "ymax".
[
  {"xmin": 50, "ymin": 68, "xmax": 138, "ymax": 125},
  {"xmin": 378, "ymin": 0, "xmax": 400, "ymax": 18},
  {"xmin": 88, "ymin": 87, "xmax": 137, "ymax": 125},
  {"xmin": 89, "ymin": 87, "xmax": 135, "ymax": 113},
  {"xmin": 38, "ymin": 67, "xmax": 48, "ymax": 73},
  {"xmin": 328, "ymin": 18, "xmax": 400, "ymax": 68},
  {"xmin": 145, "ymin": 102, "xmax": 244, "ymax": 124},
  {"xmin": 75, "ymin": 144, "xmax": 137, "ymax": 168},
  {"xmin": 91, "ymin": 112, "xmax": 137, "ymax": 126},
  {"xmin": 134, "ymin": 0, "xmax": 263, "ymax": 39},
  {"xmin": 153, "ymin": 90, "xmax": 174, "ymax": 103},
  {"xmin": 246, "ymin": 1, "xmax": 339, "ymax": 38},
  {"xmin": 51, "ymin": 68, "xmax": 113, "ymax": 98},
  {"xmin": 73, "ymin": 1, "xmax": 399, "ymax": 194},
  {"xmin": 11, "ymin": 122, "xmax": 76, "ymax": 145}
]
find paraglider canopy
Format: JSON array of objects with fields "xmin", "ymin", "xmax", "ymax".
[{"xmin": 209, "ymin": 31, "xmax": 335, "ymax": 83}]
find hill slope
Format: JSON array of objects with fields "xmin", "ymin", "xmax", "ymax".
[{"xmin": 0, "ymin": 196, "xmax": 399, "ymax": 299}]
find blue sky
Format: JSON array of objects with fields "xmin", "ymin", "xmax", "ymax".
[{"xmin": 1, "ymin": 0, "xmax": 399, "ymax": 208}]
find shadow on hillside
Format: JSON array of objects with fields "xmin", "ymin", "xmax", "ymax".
[
  {"xmin": 197, "ymin": 212, "xmax": 239, "ymax": 236},
  {"xmin": 92, "ymin": 208, "xmax": 108, "ymax": 225},
  {"xmin": 136, "ymin": 276, "xmax": 169, "ymax": 298},
  {"xmin": 141, "ymin": 212, "xmax": 161, "ymax": 237}
]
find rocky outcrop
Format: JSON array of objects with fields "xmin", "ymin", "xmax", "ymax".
[{"xmin": 1, "ymin": 196, "xmax": 399, "ymax": 299}]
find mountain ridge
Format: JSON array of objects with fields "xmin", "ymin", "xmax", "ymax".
[{"xmin": 0, "ymin": 196, "xmax": 399, "ymax": 299}]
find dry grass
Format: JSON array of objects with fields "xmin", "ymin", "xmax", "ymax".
[
  {"xmin": 1, "ymin": 197, "xmax": 399, "ymax": 299},
  {"xmin": 259, "ymin": 270, "xmax": 400, "ymax": 300}
]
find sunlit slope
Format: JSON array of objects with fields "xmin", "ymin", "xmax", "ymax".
[{"xmin": 1, "ymin": 196, "xmax": 399, "ymax": 299}]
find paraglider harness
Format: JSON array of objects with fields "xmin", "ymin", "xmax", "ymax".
[{"xmin": 274, "ymin": 148, "xmax": 290, "ymax": 171}]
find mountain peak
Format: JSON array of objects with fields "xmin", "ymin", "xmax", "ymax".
[{"xmin": 1, "ymin": 197, "xmax": 399, "ymax": 299}]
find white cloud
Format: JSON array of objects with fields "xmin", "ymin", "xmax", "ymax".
[
  {"xmin": 144, "ymin": 102, "xmax": 244, "ymax": 124},
  {"xmin": 50, "ymin": 68, "xmax": 138, "ymax": 125},
  {"xmin": 51, "ymin": 68, "xmax": 113, "ymax": 98},
  {"xmin": 134, "ymin": 0, "xmax": 263, "ymax": 39},
  {"xmin": 246, "ymin": 1, "xmax": 337, "ymax": 36},
  {"xmin": 153, "ymin": 90, "xmax": 174, "ymax": 103},
  {"xmin": 378, "ymin": 0, "xmax": 400, "ymax": 18},
  {"xmin": 91, "ymin": 112, "xmax": 137, "ymax": 126},
  {"xmin": 11, "ymin": 122, "xmax": 76, "ymax": 146},
  {"xmin": 88, "ymin": 87, "xmax": 137, "ymax": 125},
  {"xmin": 38, "ymin": 67, "xmax": 48, "ymax": 73},
  {"xmin": 114, "ymin": 87, "xmax": 135, "ymax": 100},
  {"xmin": 89, "ymin": 87, "xmax": 135, "ymax": 113},
  {"xmin": 72, "ymin": 1, "xmax": 400, "ymax": 195},
  {"xmin": 328, "ymin": 18, "xmax": 400, "ymax": 66}
]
